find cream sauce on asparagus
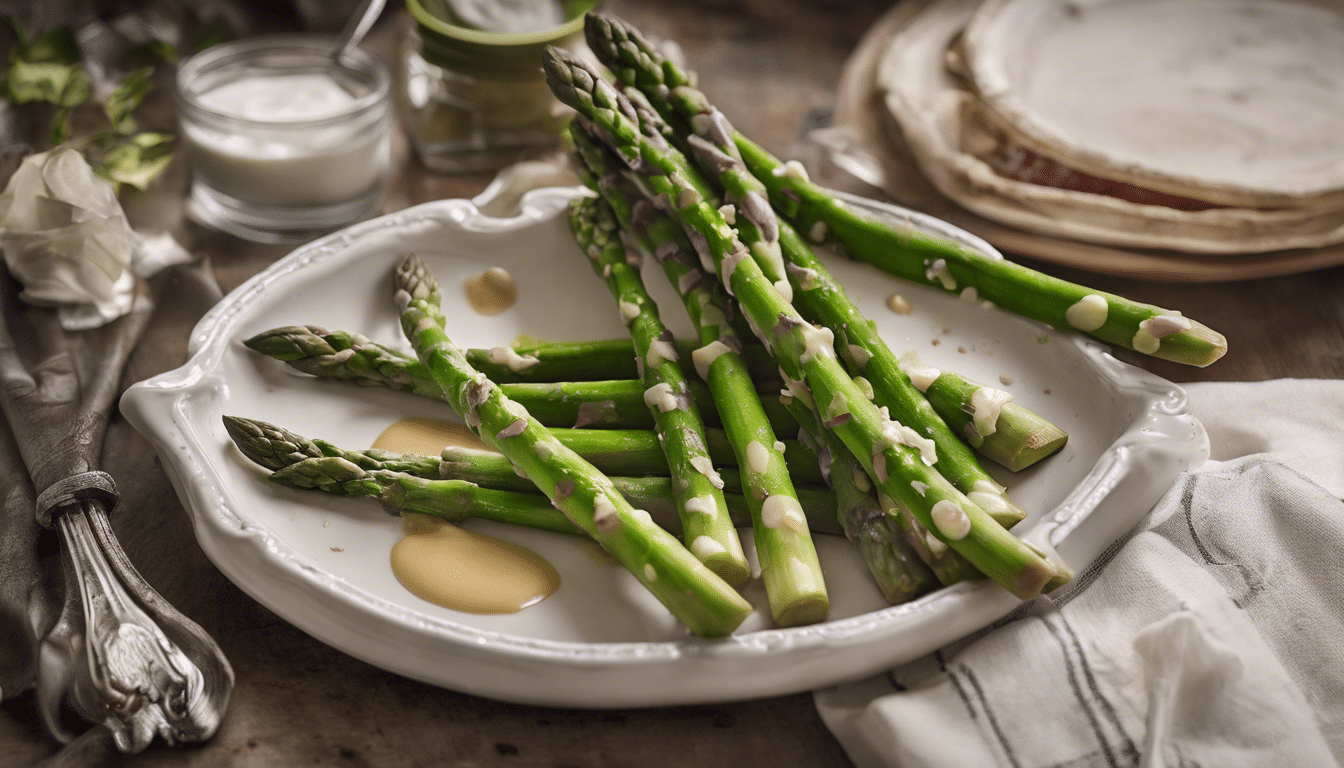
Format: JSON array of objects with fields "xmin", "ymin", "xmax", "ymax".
[
  {"xmin": 463, "ymin": 267, "xmax": 518, "ymax": 316},
  {"xmin": 372, "ymin": 418, "xmax": 492, "ymax": 455},
  {"xmin": 375, "ymin": 420, "xmax": 560, "ymax": 615},
  {"xmin": 391, "ymin": 514, "xmax": 560, "ymax": 614}
]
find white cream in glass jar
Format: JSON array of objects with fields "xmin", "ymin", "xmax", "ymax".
[{"xmin": 177, "ymin": 36, "xmax": 392, "ymax": 243}]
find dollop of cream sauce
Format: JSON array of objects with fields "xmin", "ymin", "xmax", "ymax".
[
  {"xmin": 391, "ymin": 514, "xmax": 560, "ymax": 614},
  {"xmin": 463, "ymin": 267, "xmax": 518, "ymax": 316},
  {"xmin": 374, "ymin": 418, "xmax": 559, "ymax": 614}
]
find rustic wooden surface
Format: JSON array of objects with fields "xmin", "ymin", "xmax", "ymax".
[{"xmin": 2, "ymin": 0, "xmax": 1340, "ymax": 766}]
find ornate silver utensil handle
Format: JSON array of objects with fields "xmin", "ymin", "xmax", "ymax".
[{"xmin": 37, "ymin": 473, "xmax": 233, "ymax": 753}]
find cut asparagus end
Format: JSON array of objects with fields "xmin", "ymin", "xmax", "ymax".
[
  {"xmin": 979, "ymin": 404, "xmax": 1070, "ymax": 473},
  {"xmin": 773, "ymin": 595, "xmax": 832, "ymax": 628},
  {"xmin": 1153, "ymin": 322, "xmax": 1228, "ymax": 368}
]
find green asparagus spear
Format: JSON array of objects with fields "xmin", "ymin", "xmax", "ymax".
[
  {"xmin": 570, "ymin": 194, "xmax": 750, "ymax": 584},
  {"xmin": 464, "ymin": 337, "xmax": 779, "ymax": 383},
  {"xmin": 544, "ymin": 47, "xmax": 1064, "ymax": 599},
  {"xmin": 272, "ymin": 456, "xmax": 590, "ymax": 535},
  {"xmin": 473, "ymin": 334, "xmax": 1062, "ymax": 470},
  {"xmin": 245, "ymin": 325, "xmax": 797, "ymax": 432},
  {"xmin": 228, "ymin": 402, "xmax": 825, "ymax": 488},
  {"xmin": 393, "ymin": 253, "xmax": 751, "ymax": 637},
  {"xmin": 223, "ymin": 415, "xmax": 845, "ymax": 538},
  {"xmin": 731, "ymin": 135, "xmax": 1227, "ymax": 367},
  {"xmin": 243, "ymin": 326, "xmax": 444, "ymax": 399},
  {"xmin": 461, "ymin": 335, "xmax": 1063, "ymax": 471},
  {"xmin": 572, "ymin": 127, "xmax": 828, "ymax": 626}
]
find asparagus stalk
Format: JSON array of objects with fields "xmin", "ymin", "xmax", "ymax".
[
  {"xmin": 274, "ymin": 457, "xmax": 595, "ymax": 535},
  {"xmin": 730, "ymin": 135, "xmax": 1227, "ymax": 367},
  {"xmin": 544, "ymin": 47, "xmax": 1064, "ymax": 599},
  {"xmin": 474, "ymin": 334, "xmax": 1064, "ymax": 471},
  {"xmin": 245, "ymin": 325, "xmax": 797, "ymax": 432},
  {"xmin": 570, "ymin": 194, "xmax": 750, "ymax": 584},
  {"xmin": 572, "ymin": 127, "xmax": 829, "ymax": 626},
  {"xmin": 464, "ymin": 337, "xmax": 779, "ymax": 383},
  {"xmin": 222, "ymin": 415, "xmax": 845, "ymax": 538},
  {"xmin": 392, "ymin": 253, "xmax": 751, "ymax": 637},
  {"xmin": 243, "ymin": 326, "xmax": 444, "ymax": 399},
  {"xmin": 439, "ymin": 444, "xmax": 840, "ymax": 534}
]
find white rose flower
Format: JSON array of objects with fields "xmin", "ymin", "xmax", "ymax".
[{"xmin": 0, "ymin": 146, "xmax": 138, "ymax": 329}]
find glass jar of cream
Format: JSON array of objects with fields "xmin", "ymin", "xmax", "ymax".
[
  {"xmin": 400, "ymin": 0, "xmax": 598, "ymax": 174},
  {"xmin": 176, "ymin": 36, "xmax": 392, "ymax": 243}
]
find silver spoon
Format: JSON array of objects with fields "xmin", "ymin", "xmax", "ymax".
[{"xmin": 333, "ymin": 0, "xmax": 388, "ymax": 70}]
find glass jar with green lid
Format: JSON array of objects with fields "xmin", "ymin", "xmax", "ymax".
[{"xmin": 401, "ymin": 0, "xmax": 599, "ymax": 173}]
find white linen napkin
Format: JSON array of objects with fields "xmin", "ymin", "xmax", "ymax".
[{"xmin": 816, "ymin": 379, "xmax": 1344, "ymax": 768}]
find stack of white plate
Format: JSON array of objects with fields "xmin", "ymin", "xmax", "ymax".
[{"xmin": 850, "ymin": 0, "xmax": 1344, "ymax": 277}]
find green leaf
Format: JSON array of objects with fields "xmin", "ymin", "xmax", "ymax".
[
  {"xmin": 5, "ymin": 59, "xmax": 90, "ymax": 106},
  {"xmin": 103, "ymin": 68, "xmax": 154, "ymax": 134},
  {"xmin": 4, "ymin": 21, "xmax": 90, "ymax": 109},
  {"xmin": 98, "ymin": 132, "xmax": 175, "ymax": 191}
]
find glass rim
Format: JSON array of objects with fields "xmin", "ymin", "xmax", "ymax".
[
  {"xmin": 405, "ymin": 0, "xmax": 596, "ymax": 47},
  {"xmin": 176, "ymin": 34, "xmax": 391, "ymax": 130}
]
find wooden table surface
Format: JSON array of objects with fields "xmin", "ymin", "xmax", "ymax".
[{"xmin": 4, "ymin": 1, "xmax": 1339, "ymax": 766}]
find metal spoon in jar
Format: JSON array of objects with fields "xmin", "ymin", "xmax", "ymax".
[{"xmin": 333, "ymin": 0, "xmax": 389, "ymax": 71}]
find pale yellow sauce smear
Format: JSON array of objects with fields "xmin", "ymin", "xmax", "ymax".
[
  {"xmin": 391, "ymin": 514, "xmax": 560, "ymax": 614},
  {"xmin": 371, "ymin": 418, "xmax": 492, "ymax": 456},
  {"xmin": 374, "ymin": 420, "xmax": 558, "ymax": 614},
  {"xmin": 463, "ymin": 267, "xmax": 518, "ymax": 316}
]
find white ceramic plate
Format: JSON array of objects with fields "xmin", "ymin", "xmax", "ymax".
[
  {"xmin": 961, "ymin": 0, "xmax": 1344, "ymax": 209},
  {"xmin": 877, "ymin": 0, "xmax": 1344, "ymax": 255},
  {"xmin": 830, "ymin": 0, "xmax": 1344, "ymax": 280},
  {"xmin": 120, "ymin": 189, "xmax": 1207, "ymax": 707}
]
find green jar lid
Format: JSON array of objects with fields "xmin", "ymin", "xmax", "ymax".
[{"xmin": 407, "ymin": 0, "xmax": 600, "ymax": 79}]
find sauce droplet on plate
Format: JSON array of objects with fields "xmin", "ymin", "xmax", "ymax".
[
  {"xmin": 374, "ymin": 419, "xmax": 559, "ymax": 613},
  {"xmin": 372, "ymin": 418, "xmax": 491, "ymax": 456},
  {"xmin": 391, "ymin": 514, "xmax": 560, "ymax": 614},
  {"xmin": 464, "ymin": 267, "xmax": 517, "ymax": 316}
]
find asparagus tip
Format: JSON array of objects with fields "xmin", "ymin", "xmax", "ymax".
[
  {"xmin": 270, "ymin": 456, "xmax": 368, "ymax": 493},
  {"xmin": 222, "ymin": 415, "xmax": 315, "ymax": 472},
  {"xmin": 221, "ymin": 414, "xmax": 259, "ymax": 447},
  {"xmin": 393, "ymin": 254, "xmax": 441, "ymax": 306},
  {"xmin": 242, "ymin": 324, "xmax": 334, "ymax": 360}
]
